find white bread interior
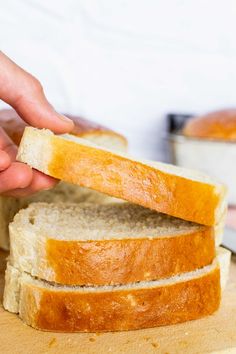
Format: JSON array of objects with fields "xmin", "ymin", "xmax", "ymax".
[{"xmin": 10, "ymin": 202, "xmax": 207, "ymax": 242}]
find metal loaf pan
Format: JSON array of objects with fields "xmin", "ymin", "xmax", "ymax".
[{"xmin": 166, "ymin": 114, "xmax": 236, "ymax": 205}]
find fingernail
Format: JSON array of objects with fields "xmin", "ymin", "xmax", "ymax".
[{"xmin": 58, "ymin": 114, "xmax": 74, "ymax": 125}]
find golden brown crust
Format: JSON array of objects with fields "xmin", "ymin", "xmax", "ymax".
[
  {"xmin": 45, "ymin": 228, "xmax": 215, "ymax": 285},
  {"xmin": 48, "ymin": 137, "xmax": 225, "ymax": 226},
  {"xmin": 20, "ymin": 267, "xmax": 221, "ymax": 332},
  {"xmin": 0, "ymin": 109, "xmax": 127, "ymax": 146},
  {"xmin": 183, "ymin": 109, "xmax": 236, "ymax": 141}
]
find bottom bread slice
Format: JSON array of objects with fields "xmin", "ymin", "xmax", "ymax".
[{"xmin": 3, "ymin": 256, "xmax": 226, "ymax": 332}]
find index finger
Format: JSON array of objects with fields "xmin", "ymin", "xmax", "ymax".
[{"xmin": 0, "ymin": 51, "xmax": 74, "ymax": 134}]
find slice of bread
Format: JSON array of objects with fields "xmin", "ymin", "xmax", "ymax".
[
  {"xmin": 3, "ymin": 258, "xmax": 221, "ymax": 332},
  {"xmin": 17, "ymin": 128, "xmax": 227, "ymax": 226},
  {"xmin": 9, "ymin": 202, "xmax": 217, "ymax": 286},
  {"xmin": 0, "ymin": 112, "xmax": 127, "ymax": 251}
]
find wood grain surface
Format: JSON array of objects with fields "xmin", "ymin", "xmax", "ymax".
[{"xmin": 0, "ymin": 250, "xmax": 235, "ymax": 354}]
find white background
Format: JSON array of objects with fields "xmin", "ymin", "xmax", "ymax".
[{"xmin": 1, "ymin": 0, "xmax": 236, "ymax": 160}]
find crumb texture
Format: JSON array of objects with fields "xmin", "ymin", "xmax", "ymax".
[{"xmin": 12, "ymin": 202, "xmax": 204, "ymax": 241}]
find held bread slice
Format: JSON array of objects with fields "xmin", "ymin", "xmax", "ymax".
[
  {"xmin": 3, "ymin": 260, "xmax": 221, "ymax": 332},
  {"xmin": 9, "ymin": 202, "xmax": 217, "ymax": 286},
  {"xmin": 17, "ymin": 127, "xmax": 227, "ymax": 226}
]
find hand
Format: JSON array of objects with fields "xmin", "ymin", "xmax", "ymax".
[{"xmin": 0, "ymin": 51, "xmax": 74, "ymax": 197}]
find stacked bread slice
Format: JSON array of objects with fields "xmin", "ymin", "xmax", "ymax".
[
  {"xmin": 7, "ymin": 203, "xmax": 218, "ymax": 286},
  {"xmin": 3, "ymin": 127, "xmax": 231, "ymax": 332}
]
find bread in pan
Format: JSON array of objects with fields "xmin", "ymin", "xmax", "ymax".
[
  {"xmin": 0, "ymin": 110, "xmax": 127, "ymax": 251},
  {"xmin": 3, "ymin": 259, "xmax": 221, "ymax": 332},
  {"xmin": 17, "ymin": 127, "xmax": 227, "ymax": 226},
  {"xmin": 9, "ymin": 202, "xmax": 217, "ymax": 286},
  {"xmin": 183, "ymin": 109, "xmax": 236, "ymax": 141}
]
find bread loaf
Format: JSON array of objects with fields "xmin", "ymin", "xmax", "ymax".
[
  {"xmin": 183, "ymin": 109, "xmax": 236, "ymax": 141},
  {"xmin": 0, "ymin": 109, "xmax": 127, "ymax": 150}
]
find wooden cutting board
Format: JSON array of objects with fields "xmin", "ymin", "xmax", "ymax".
[{"xmin": 0, "ymin": 250, "xmax": 236, "ymax": 354}]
